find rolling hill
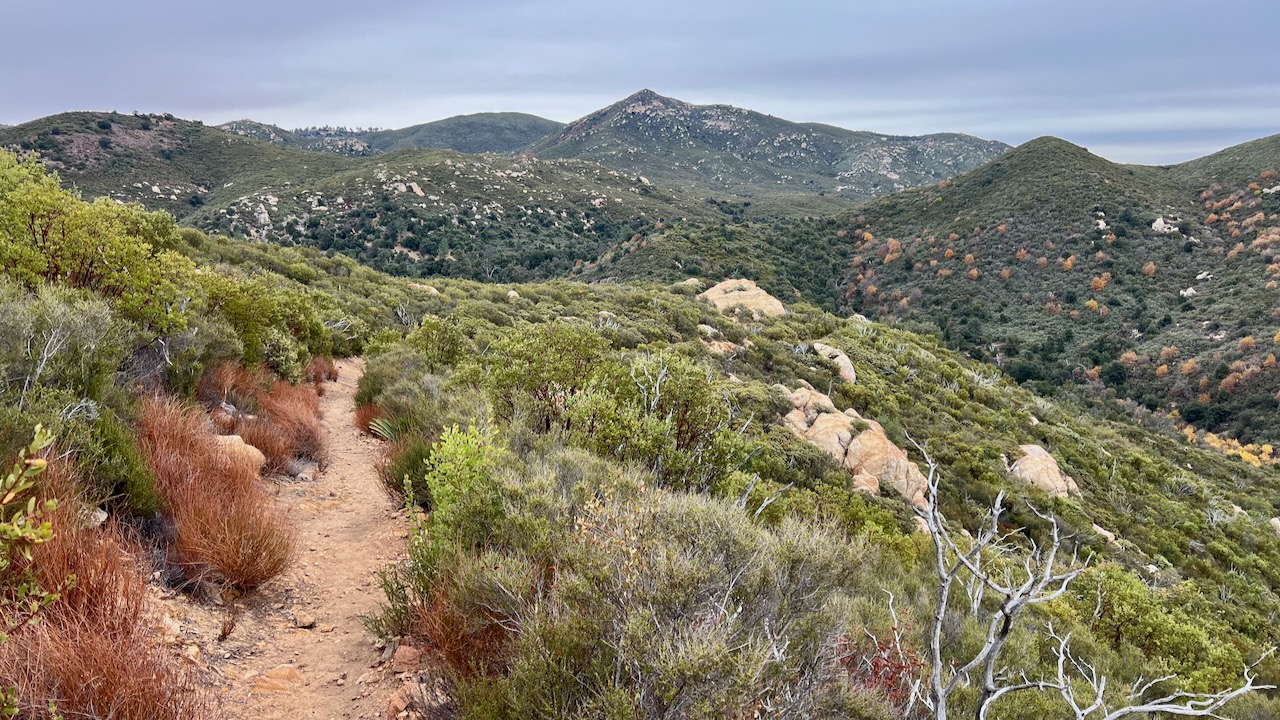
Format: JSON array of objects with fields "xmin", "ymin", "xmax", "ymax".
[
  {"xmin": 589, "ymin": 133, "xmax": 1280, "ymax": 444},
  {"xmin": 0, "ymin": 99, "xmax": 1012, "ymax": 282},
  {"xmin": 363, "ymin": 112, "xmax": 563, "ymax": 154},
  {"xmin": 218, "ymin": 112, "xmax": 564, "ymax": 156},
  {"xmin": 0, "ymin": 110, "xmax": 715, "ymax": 280}
]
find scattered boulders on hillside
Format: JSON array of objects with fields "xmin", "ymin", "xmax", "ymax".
[
  {"xmin": 1151, "ymin": 216, "xmax": 1182, "ymax": 234},
  {"xmin": 698, "ymin": 279, "xmax": 786, "ymax": 319},
  {"xmin": 1008, "ymin": 444, "xmax": 1079, "ymax": 498},
  {"xmin": 812, "ymin": 342, "xmax": 856, "ymax": 384},
  {"xmin": 777, "ymin": 384, "xmax": 928, "ymax": 507},
  {"xmin": 1270, "ymin": 517, "xmax": 1280, "ymax": 538}
]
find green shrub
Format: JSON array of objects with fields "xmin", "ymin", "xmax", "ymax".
[
  {"xmin": 405, "ymin": 315, "xmax": 467, "ymax": 371},
  {"xmin": 78, "ymin": 411, "xmax": 160, "ymax": 515},
  {"xmin": 381, "ymin": 433, "xmax": 436, "ymax": 507},
  {"xmin": 259, "ymin": 327, "xmax": 305, "ymax": 382}
]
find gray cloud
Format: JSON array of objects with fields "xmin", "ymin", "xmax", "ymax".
[{"xmin": 2, "ymin": 0, "xmax": 1277, "ymax": 163}]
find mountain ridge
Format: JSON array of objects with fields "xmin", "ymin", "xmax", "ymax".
[{"xmin": 528, "ymin": 89, "xmax": 1011, "ymax": 204}]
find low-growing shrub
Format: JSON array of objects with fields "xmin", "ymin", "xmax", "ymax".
[{"xmin": 380, "ymin": 432, "xmax": 437, "ymax": 506}]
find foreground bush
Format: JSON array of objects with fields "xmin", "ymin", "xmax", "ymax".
[
  {"xmin": 139, "ymin": 396, "xmax": 295, "ymax": 590},
  {"xmin": 375, "ymin": 434, "xmax": 905, "ymax": 719}
]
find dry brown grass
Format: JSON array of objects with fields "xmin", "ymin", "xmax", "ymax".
[
  {"xmin": 415, "ymin": 586, "xmax": 512, "ymax": 678},
  {"xmin": 196, "ymin": 362, "xmax": 270, "ymax": 411},
  {"xmin": 198, "ymin": 362, "xmax": 327, "ymax": 473},
  {"xmin": 139, "ymin": 396, "xmax": 295, "ymax": 591},
  {"xmin": 305, "ymin": 355, "xmax": 339, "ymax": 393},
  {"xmin": 234, "ymin": 418, "xmax": 295, "ymax": 476},
  {"xmin": 257, "ymin": 380, "xmax": 326, "ymax": 466},
  {"xmin": 0, "ymin": 487, "xmax": 211, "ymax": 719},
  {"xmin": 355, "ymin": 403, "xmax": 386, "ymax": 434},
  {"xmin": 167, "ymin": 481, "xmax": 294, "ymax": 591},
  {"xmin": 138, "ymin": 395, "xmax": 256, "ymax": 498}
]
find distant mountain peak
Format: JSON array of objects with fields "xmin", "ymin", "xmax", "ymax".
[
  {"xmin": 531, "ymin": 90, "xmax": 1010, "ymax": 202},
  {"xmin": 620, "ymin": 88, "xmax": 673, "ymax": 103}
]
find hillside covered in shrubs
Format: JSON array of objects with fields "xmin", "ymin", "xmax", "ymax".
[{"xmin": 3, "ymin": 148, "xmax": 1280, "ymax": 718}]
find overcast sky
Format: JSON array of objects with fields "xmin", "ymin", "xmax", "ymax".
[{"xmin": 2, "ymin": 0, "xmax": 1276, "ymax": 164}]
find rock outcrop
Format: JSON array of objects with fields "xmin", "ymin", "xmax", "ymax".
[
  {"xmin": 698, "ymin": 279, "xmax": 786, "ymax": 319},
  {"xmin": 1092, "ymin": 523, "xmax": 1118, "ymax": 546},
  {"xmin": 213, "ymin": 434, "xmax": 266, "ymax": 476},
  {"xmin": 813, "ymin": 342, "xmax": 856, "ymax": 384},
  {"xmin": 1009, "ymin": 445, "xmax": 1079, "ymax": 498},
  {"xmin": 780, "ymin": 385, "xmax": 928, "ymax": 507}
]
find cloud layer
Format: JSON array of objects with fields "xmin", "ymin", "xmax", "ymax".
[{"xmin": 3, "ymin": 0, "xmax": 1277, "ymax": 163}]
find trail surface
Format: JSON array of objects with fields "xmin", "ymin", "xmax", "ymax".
[{"xmin": 155, "ymin": 358, "xmax": 413, "ymax": 719}]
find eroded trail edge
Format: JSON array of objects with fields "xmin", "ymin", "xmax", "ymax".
[{"xmin": 156, "ymin": 358, "xmax": 411, "ymax": 719}]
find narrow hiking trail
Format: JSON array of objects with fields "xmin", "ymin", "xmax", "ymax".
[{"xmin": 152, "ymin": 358, "xmax": 416, "ymax": 719}]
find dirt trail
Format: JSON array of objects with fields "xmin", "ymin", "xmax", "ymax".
[{"xmin": 156, "ymin": 358, "xmax": 412, "ymax": 719}]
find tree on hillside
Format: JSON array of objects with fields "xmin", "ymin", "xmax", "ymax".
[{"xmin": 880, "ymin": 439, "xmax": 1275, "ymax": 720}]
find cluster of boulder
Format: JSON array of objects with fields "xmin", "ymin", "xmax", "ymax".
[
  {"xmin": 776, "ymin": 382, "xmax": 1086, "ymax": 519},
  {"xmin": 697, "ymin": 278, "xmax": 786, "ymax": 319},
  {"xmin": 778, "ymin": 382, "xmax": 928, "ymax": 507},
  {"xmin": 692, "ymin": 277, "xmax": 1107, "ymax": 539}
]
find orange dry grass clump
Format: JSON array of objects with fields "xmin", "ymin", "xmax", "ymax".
[
  {"xmin": 198, "ymin": 362, "xmax": 328, "ymax": 475},
  {"xmin": 415, "ymin": 585, "xmax": 513, "ymax": 679},
  {"xmin": 196, "ymin": 362, "xmax": 271, "ymax": 411},
  {"xmin": 239, "ymin": 380, "xmax": 327, "ymax": 473},
  {"xmin": 355, "ymin": 403, "xmax": 386, "ymax": 434},
  {"xmin": 0, "ymin": 462, "xmax": 211, "ymax": 719},
  {"xmin": 305, "ymin": 355, "xmax": 339, "ymax": 393},
  {"xmin": 138, "ymin": 396, "xmax": 295, "ymax": 590}
]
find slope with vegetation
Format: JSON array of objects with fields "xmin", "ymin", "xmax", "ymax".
[
  {"xmin": 4, "ymin": 137, "xmax": 1280, "ymax": 717},
  {"xmin": 219, "ymin": 112, "xmax": 564, "ymax": 156},
  {"xmin": 584, "ymin": 132, "xmax": 1280, "ymax": 449},
  {"xmin": 0, "ymin": 95, "xmax": 1012, "ymax": 283},
  {"xmin": 0, "ymin": 111, "xmax": 717, "ymax": 280},
  {"xmin": 347, "ymin": 271, "xmax": 1280, "ymax": 717}
]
